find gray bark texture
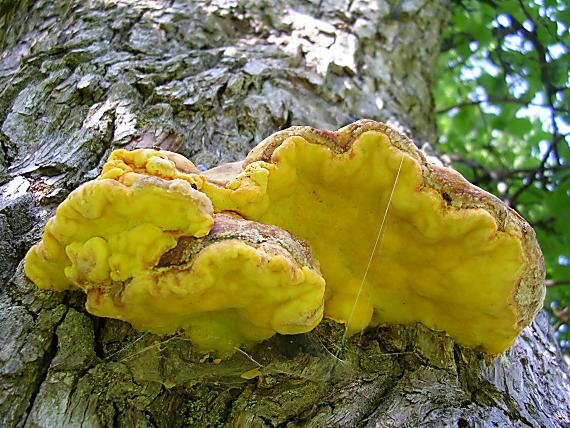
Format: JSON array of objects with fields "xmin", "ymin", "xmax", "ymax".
[{"xmin": 0, "ymin": 0, "xmax": 569, "ymax": 427}]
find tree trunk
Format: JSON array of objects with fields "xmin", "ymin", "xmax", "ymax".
[{"xmin": 1, "ymin": 1, "xmax": 569, "ymax": 427}]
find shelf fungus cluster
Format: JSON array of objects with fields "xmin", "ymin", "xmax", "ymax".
[{"xmin": 25, "ymin": 120, "xmax": 545, "ymax": 355}]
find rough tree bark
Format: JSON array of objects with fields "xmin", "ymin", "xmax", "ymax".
[{"xmin": 1, "ymin": 1, "xmax": 569, "ymax": 427}]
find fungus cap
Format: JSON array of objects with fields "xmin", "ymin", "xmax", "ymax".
[
  {"xmin": 200, "ymin": 120, "xmax": 545, "ymax": 354},
  {"xmin": 86, "ymin": 213, "xmax": 325, "ymax": 353},
  {"xmin": 25, "ymin": 150, "xmax": 325, "ymax": 354},
  {"xmin": 24, "ymin": 121, "xmax": 546, "ymax": 355},
  {"xmin": 25, "ymin": 174, "xmax": 214, "ymax": 292}
]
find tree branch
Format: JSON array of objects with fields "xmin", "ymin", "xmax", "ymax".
[
  {"xmin": 546, "ymin": 280, "xmax": 570, "ymax": 288},
  {"xmin": 437, "ymin": 97, "xmax": 570, "ymax": 115},
  {"xmin": 507, "ymin": 132, "xmax": 568, "ymax": 207}
]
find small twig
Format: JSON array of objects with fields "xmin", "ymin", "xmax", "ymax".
[
  {"xmin": 119, "ymin": 335, "xmax": 182, "ymax": 363},
  {"xmin": 546, "ymin": 280, "xmax": 570, "ymax": 288},
  {"xmin": 437, "ymin": 97, "xmax": 570, "ymax": 115},
  {"xmin": 105, "ymin": 332, "xmax": 149, "ymax": 361},
  {"xmin": 507, "ymin": 133, "xmax": 567, "ymax": 206},
  {"xmin": 548, "ymin": 307, "xmax": 570, "ymax": 325},
  {"xmin": 233, "ymin": 347, "xmax": 263, "ymax": 367}
]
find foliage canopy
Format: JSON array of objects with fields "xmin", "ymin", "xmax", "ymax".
[{"xmin": 436, "ymin": 0, "xmax": 570, "ymax": 350}]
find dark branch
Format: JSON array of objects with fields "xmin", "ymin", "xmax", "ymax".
[
  {"xmin": 546, "ymin": 280, "xmax": 570, "ymax": 288},
  {"xmin": 437, "ymin": 97, "xmax": 570, "ymax": 115}
]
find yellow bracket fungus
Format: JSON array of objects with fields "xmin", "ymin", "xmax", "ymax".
[
  {"xmin": 24, "ymin": 120, "xmax": 545, "ymax": 355},
  {"xmin": 87, "ymin": 213, "xmax": 325, "ymax": 353},
  {"xmin": 199, "ymin": 120, "xmax": 545, "ymax": 355},
  {"xmin": 25, "ymin": 149, "xmax": 324, "ymax": 354},
  {"xmin": 25, "ymin": 175, "xmax": 214, "ymax": 291}
]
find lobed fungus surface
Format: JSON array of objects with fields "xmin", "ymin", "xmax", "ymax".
[
  {"xmin": 199, "ymin": 121, "xmax": 545, "ymax": 354},
  {"xmin": 25, "ymin": 173, "xmax": 214, "ymax": 292},
  {"xmin": 24, "ymin": 121, "xmax": 545, "ymax": 355},
  {"xmin": 87, "ymin": 213, "xmax": 325, "ymax": 353},
  {"xmin": 25, "ymin": 150, "xmax": 325, "ymax": 353}
]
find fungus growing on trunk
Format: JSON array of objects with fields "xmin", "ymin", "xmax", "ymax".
[
  {"xmin": 25, "ymin": 173, "xmax": 214, "ymax": 292},
  {"xmin": 25, "ymin": 121, "xmax": 545, "ymax": 355},
  {"xmin": 25, "ymin": 150, "xmax": 325, "ymax": 353},
  {"xmin": 199, "ymin": 120, "xmax": 545, "ymax": 355}
]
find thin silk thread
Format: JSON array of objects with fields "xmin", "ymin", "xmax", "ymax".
[{"xmin": 335, "ymin": 154, "xmax": 405, "ymax": 358}]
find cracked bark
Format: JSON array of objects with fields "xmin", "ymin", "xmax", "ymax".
[{"xmin": 1, "ymin": 1, "xmax": 569, "ymax": 427}]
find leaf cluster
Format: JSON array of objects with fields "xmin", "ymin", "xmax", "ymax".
[{"xmin": 436, "ymin": 0, "xmax": 570, "ymax": 351}]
